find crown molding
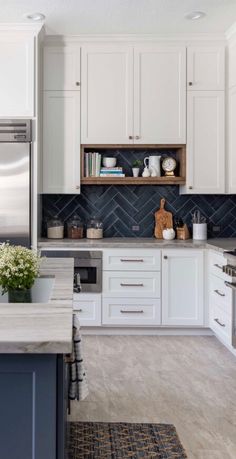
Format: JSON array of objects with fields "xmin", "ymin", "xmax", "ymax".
[
  {"xmin": 44, "ymin": 32, "xmax": 226, "ymax": 45},
  {"xmin": 0, "ymin": 23, "xmax": 43, "ymax": 34}
]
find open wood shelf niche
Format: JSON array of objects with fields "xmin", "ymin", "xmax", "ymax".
[{"xmin": 81, "ymin": 144, "xmax": 186, "ymax": 186}]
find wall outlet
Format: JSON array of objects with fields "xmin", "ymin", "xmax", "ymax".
[
  {"xmin": 132, "ymin": 225, "xmax": 140, "ymax": 231},
  {"xmin": 212, "ymin": 225, "xmax": 221, "ymax": 233}
]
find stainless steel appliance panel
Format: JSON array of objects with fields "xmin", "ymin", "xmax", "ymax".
[{"xmin": 0, "ymin": 142, "xmax": 31, "ymax": 246}]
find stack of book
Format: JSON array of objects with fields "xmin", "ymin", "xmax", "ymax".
[
  {"xmin": 85, "ymin": 152, "xmax": 102, "ymax": 177},
  {"xmin": 100, "ymin": 167, "xmax": 125, "ymax": 178}
]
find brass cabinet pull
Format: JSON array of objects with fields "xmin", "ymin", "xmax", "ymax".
[
  {"xmin": 214, "ymin": 318, "xmax": 225, "ymax": 327},
  {"xmin": 214, "ymin": 263, "xmax": 222, "ymax": 270},
  {"xmin": 120, "ymin": 258, "xmax": 144, "ymax": 262},
  {"xmin": 214, "ymin": 289, "xmax": 225, "ymax": 297},
  {"xmin": 120, "ymin": 309, "xmax": 144, "ymax": 314},
  {"xmin": 120, "ymin": 282, "xmax": 144, "ymax": 287}
]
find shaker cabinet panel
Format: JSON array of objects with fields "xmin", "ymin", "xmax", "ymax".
[
  {"xmin": 181, "ymin": 91, "xmax": 225, "ymax": 194},
  {"xmin": 44, "ymin": 46, "xmax": 81, "ymax": 90},
  {"xmin": 0, "ymin": 34, "xmax": 34, "ymax": 116},
  {"xmin": 227, "ymin": 86, "xmax": 236, "ymax": 193},
  {"xmin": 81, "ymin": 45, "xmax": 133, "ymax": 144},
  {"xmin": 133, "ymin": 46, "xmax": 186, "ymax": 144},
  {"xmin": 187, "ymin": 46, "xmax": 225, "ymax": 90},
  {"xmin": 43, "ymin": 91, "xmax": 80, "ymax": 194},
  {"xmin": 162, "ymin": 249, "xmax": 204, "ymax": 326}
]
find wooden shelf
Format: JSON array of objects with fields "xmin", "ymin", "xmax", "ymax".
[
  {"xmin": 81, "ymin": 144, "xmax": 186, "ymax": 186},
  {"xmin": 81, "ymin": 176, "xmax": 185, "ymax": 185}
]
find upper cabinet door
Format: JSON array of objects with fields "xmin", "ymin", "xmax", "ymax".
[
  {"xmin": 43, "ymin": 91, "xmax": 81, "ymax": 194},
  {"xmin": 44, "ymin": 46, "xmax": 81, "ymax": 90},
  {"xmin": 81, "ymin": 45, "xmax": 133, "ymax": 144},
  {"xmin": 182, "ymin": 91, "xmax": 225, "ymax": 194},
  {"xmin": 133, "ymin": 46, "xmax": 186, "ymax": 144},
  {"xmin": 187, "ymin": 46, "xmax": 225, "ymax": 90},
  {"xmin": 0, "ymin": 34, "xmax": 34, "ymax": 117}
]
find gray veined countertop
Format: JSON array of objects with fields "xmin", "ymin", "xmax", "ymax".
[
  {"xmin": 0, "ymin": 258, "xmax": 74, "ymax": 354},
  {"xmin": 38, "ymin": 237, "xmax": 236, "ymax": 253}
]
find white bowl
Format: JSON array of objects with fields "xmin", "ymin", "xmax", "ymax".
[{"xmin": 103, "ymin": 157, "xmax": 117, "ymax": 168}]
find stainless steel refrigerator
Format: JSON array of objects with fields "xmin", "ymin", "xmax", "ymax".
[{"xmin": 0, "ymin": 120, "xmax": 32, "ymax": 247}]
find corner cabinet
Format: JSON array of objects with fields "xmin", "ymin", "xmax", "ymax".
[
  {"xmin": 43, "ymin": 91, "xmax": 80, "ymax": 194},
  {"xmin": 162, "ymin": 249, "xmax": 205, "ymax": 326},
  {"xmin": 0, "ymin": 33, "xmax": 34, "ymax": 116},
  {"xmin": 81, "ymin": 44, "xmax": 186, "ymax": 144}
]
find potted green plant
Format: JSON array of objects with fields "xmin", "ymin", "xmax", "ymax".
[
  {"xmin": 132, "ymin": 159, "xmax": 142, "ymax": 177},
  {"xmin": 0, "ymin": 243, "xmax": 41, "ymax": 303}
]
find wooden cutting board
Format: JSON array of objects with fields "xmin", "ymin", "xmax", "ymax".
[{"xmin": 154, "ymin": 198, "xmax": 173, "ymax": 239}]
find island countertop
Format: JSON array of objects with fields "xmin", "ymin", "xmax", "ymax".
[{"xmin": 0, "ymin": 258, "xmax": 74, "ymax": 354}]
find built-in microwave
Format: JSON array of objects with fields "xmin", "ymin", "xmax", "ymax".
[{"xmin": 40, "ymin": 250, "xmax": 102, "ymax": 293}]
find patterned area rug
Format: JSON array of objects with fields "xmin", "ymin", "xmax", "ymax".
[{"xmin": 68, "ymin": 422, "xmax": 187, "ymax": 458}]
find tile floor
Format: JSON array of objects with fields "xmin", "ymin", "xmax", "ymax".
[{"xmin": 70, "ymin": 335, "xmax": 236, "ymax": 459}]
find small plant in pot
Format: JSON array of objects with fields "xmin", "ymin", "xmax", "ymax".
[
  {"xmin": 0, "ymin": 243, "xmax": 41, "ymax": 303},
  {"xmin": 132, "ymin": 160, "xmax": 142, "ymax": 177}
]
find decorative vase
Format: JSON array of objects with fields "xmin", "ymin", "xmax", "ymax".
[
  {"xmin": 132, "ymin": 167, "xmax": 140, "ymax": 177},
  {"xmin": 8, "ymin": 289, "xmax": 32, "ymax": 303}
]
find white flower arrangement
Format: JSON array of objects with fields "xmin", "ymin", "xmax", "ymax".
[{"xmin": 0, "ymin": 243, "xmax": 41, "ymax": 294}]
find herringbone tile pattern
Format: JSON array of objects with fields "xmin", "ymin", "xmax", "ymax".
[{"xmin": 42, "ymin": 186, "xmax": 236, "ymax": 238}]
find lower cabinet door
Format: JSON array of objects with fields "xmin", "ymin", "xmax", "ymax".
[
  {"xmin": 102, "ymin": 297, "xmax": 161, "ymax": 326},
  {"xmin": 73, "ymin": 293, "xmax": 101, "ymax": 326},
  {"xmin": 162, "ymin": 249, "xmax": 204, "ymax": 326}
]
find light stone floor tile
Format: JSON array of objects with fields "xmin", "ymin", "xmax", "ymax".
[{"xmin": 70, "ymin": 335, "xmax": 236, "ymax": 459}]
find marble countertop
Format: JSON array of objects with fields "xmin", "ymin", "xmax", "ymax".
[
  {"xmin": 38, "ymin": 237, "xmax": 236, "ymax": 252},
  {"xmin": 0, "ymin": 258, "xmax": 74, "ymax": 354}
]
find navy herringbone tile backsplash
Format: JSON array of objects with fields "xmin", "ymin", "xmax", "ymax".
[{"xmin": 42, "ymin": 186, "xmax": 236, "ymax": 238}]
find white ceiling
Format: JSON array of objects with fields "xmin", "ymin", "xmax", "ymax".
[{"xmin": 0, "ymin": 0, "xmax": 236, "ymax": 35}]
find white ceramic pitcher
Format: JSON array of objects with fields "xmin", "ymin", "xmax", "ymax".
[{"xmin": 144, "ymin": 155, "xmax": 161, "ymax": 177}]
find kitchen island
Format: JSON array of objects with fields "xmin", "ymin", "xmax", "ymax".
[{"xmin": 0, "ymin": 258, "xmax": 74, "ymax": 459}]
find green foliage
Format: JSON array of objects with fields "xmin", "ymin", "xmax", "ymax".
[
  {"xmin": 132, "ymin": 159, "xmax": 142, "ymax": 168},
  {"xmin": 0, "ymin": 243, "xmax": 41, "ymax": 294}
]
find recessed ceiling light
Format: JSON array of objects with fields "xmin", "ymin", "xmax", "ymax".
[
  {"xmin": 25, "ymin": 12, "xmax": 45, "ymax": 21},
  {"xmin": 185, "ymin": 11, "xmax": 206, "ymax": 20}
]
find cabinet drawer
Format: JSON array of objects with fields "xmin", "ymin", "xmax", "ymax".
[
  {"xmin": 210, "ymin": 303, "xmax": 232, "ymax": 345},
  {"xmin": 209, "ymin": 274, "xmax": 233, "ymax": 314},
  {"xmin": 103, "ymin": 271, "xmax": 160, "ymax": 297},
  {"xmin": 209, "ymin": 251, "xmax": 227, "ymax": 279},
  {"xmin": 102, "ymin": 297, "xmax": 161, "ymax": 325},
  {"xmin": 103, "ymin": 249, "xmax": 160, "ymax": 271},
  {"xmin": 73, "ymin": 293, "xmax": 101, "ymax": 326}
]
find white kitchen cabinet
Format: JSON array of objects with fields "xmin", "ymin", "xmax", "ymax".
[
  {"xmin": 44, "ymin": 46, "xmax": 80, "ymax": 90},
  {"xmin": 102, "ymin": 248, "xmax": 161, "ymax": 271},
  {"xmin": 187, "ymin": 46, "xmax": 225, "ymax": 91},
  {"xmin": 102, "ymin": 297, "xmax": 161, "ymax": 326},
  {"xmin": 73, "ymin": 293, "xmax": 101, "ymax": 326},
  {"xmin": 180, "ymin": 91, "xmax": 225, "ymax": 194},
  {"xmin": 133, "ymin": 46, "xmax": 186, "ymax": 144},
  {"xmin": 81, "ymin": 44, "xmax": 186, "ymax": 144},
  {"xmin": 162, "ymin": 249, "xmax": 204, "ymax": 326},
  {"xmin": 227, "ymin": 86, "xmax": 236, "ymax": 193},
  {"xmin": 81, "ymin": 45, "xmax": 133, "ymax": 144},
  {"xmin": 103, "ymin": 271, "xmax": 161, "ymax": 298},
  {"xmin": 43, "ymin": 91, "xmax": 80, "ymax": 194},
  {"xmin": 0, "ymin": 34, "xmax": 34, "ymax": 116}
]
